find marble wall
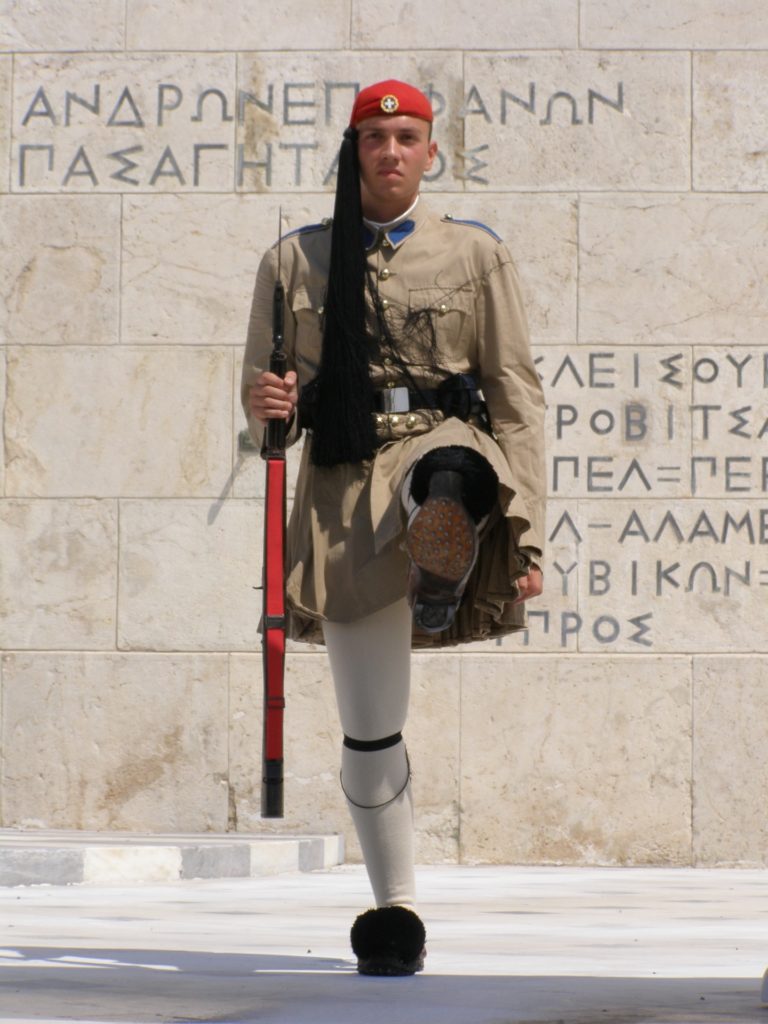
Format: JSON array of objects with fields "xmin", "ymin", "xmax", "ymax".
[{"xmin": 1, "ymin": 1, "xmax": 767, "ymax": 867}]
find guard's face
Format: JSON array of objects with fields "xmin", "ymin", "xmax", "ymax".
[{"xmin": 356, "ymin": 115, "xmax": 437, "ymax": 219}]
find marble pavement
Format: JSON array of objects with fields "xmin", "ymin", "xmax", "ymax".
[
  {"xmin": 1, "ymin": 864, "xmax": 767, "ymax": 1023},
  {"xmin": 2, "ymin": 0, "xmax": 768, "ymax": 869}
]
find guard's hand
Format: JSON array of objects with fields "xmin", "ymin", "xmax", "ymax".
[
  {"xmin": 248, "ymin": 370, "xmax": 298, "ymax": 424},
  {"xmin": 512, "ymin": 565, "xmax": 543, "ymax": 605}
]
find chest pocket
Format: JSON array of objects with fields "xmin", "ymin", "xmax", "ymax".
[
  {"xmin": 291, "ymin": 284, "xmax": 325, "ymax": 323},
  {"xmin": 290, "ymin": 284, "xmax": 325, "ymax": 380},
  {"xmin": 407, "ymin": 286, "xmax": 476, "ymax": 367}
]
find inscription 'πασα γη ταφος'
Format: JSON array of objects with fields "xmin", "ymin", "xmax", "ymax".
[{"xmin": 13, "ymin": 76, "xmax": 629, "ymax": 191}]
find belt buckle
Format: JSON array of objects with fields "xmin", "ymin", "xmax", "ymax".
[{"xmin": 381, "ymin": 387, "xmax": 410, "ymax": 414}]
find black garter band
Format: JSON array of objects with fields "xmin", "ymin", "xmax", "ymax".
[{"xmin": 343, "ymin": 731, "xmax": 402, "ymax": 752}]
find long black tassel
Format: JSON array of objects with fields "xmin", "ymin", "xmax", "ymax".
[{"xmin": 310, "ymin": 127, "xmax": 379, "ymax": 467}]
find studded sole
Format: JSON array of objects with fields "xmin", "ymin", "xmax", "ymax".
[{"xmin": 406, "ymin": 496, "xmax": 476, "ymax": 582}]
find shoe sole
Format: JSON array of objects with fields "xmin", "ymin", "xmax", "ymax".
[{"xmin": 406, "ymin": 496, "xmax": 476, "ymax": 583}]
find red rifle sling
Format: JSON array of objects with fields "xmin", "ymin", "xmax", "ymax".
[{"xmin": 263, "ymin": 456, "xmax": 286, "ymax": 762}]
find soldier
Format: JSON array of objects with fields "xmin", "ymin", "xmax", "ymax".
[{"xmin": 243, "ymin": 79, "xmax": 546, "ymax": 975}]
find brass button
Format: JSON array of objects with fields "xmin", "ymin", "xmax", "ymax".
[
  {"xmin": 390, "ymin": 414, "xmax": 400, "ymax": 426},
  {"xmin": 438, "ymin": 303, "xmax": 448, "ymax": 315},
  {"xmin": 318, "ymin": 305, "xmax": 325, "ymax": 316},
  {"xmin": 379, "ymin": 268, "xmax": 391, "ymax": 280},
  {"xmin": 383, "ymin": 356, "xmax": 393, "ymax": 366},
  {"xmin": 381, "ymin": 238, "xmax": 391, "ymax": 248},
  {"xmin": 405, "ymin": 414, "xmax": 417, "ymax": 428},
  {"xmin": 381, "ymin": 298, "xmax": 390, "ymax": 310},
  {"xmin": 386, "ymin": 380, "xmax": 395, "ymax": 388}
]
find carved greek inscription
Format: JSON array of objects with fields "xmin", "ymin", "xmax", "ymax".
[
  {"xmin": 14, "ymin": 76, "xmax": 628, "ymax": 191},
  {"xmin": 524, "ymin": 346, "xmax": 768, "ymax": 650},
  {"xmin": 539, "ymin": 348, "xmax": 768, "ymax": 497},
  {"xmin": 461, "ymin": 82, "xmax": 624, "ymax": 126},
  {"xmin": 524, "ymin": 505, "xmax": 768, "ymax": 649},
  {"xmin": 522, "ymin": 609, "xmax": 654, "ymax": 648}
]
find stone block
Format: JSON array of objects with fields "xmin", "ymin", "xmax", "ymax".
[
  {"xmin": 83, "ymin": 846, "xmax": 182, "ymax": 883},
  {"xmin": 0, "ymin": 57, "xmax": 10, "ymax": 191},
  {"xmin": 0, "ymin": 354, "xmax": 5, "ymax": 494},
  {"xmin": 0, "ymin": 848, "xmax": 83, "ymax": 886},
  {"xmin": 228, "ymin": 652, "xmax": 342, "ymax": 838},
  {"xmin": 694, "ymin": 53, "xmax": 768, "ymax": 192},
  {"xmin": 181, "ymin": 844, "xmax": 251, "ymax": 880},
  {"xmin": 298, "ymin": 835, "xmax": 339, "ymax": 872},
  {"xmin": 582, "ymin": 0, "xmax": 768, "ymax": 48},
  {"xmin": 459, "ymin": 655, "xmax": 692, "ymax": 864},
  {"xmin": 468, "ymin": 484, "xmax": 736, "ymax": 659},
  {"xmin": 228, "ymin": 651, "xmax": 461, "ymax": 863},
  {"xmin": 311, "ymin": 833, "xmax": 346, "ymax": 869},
  {"xmin": 12, "ymin": 54, "xmax": 236, "ymax": 193},
  {"xmin": 690, "ymin": 345, "xmax": 768, "ymax": 500},
  {"xmin": 409, "ymin": 653, "xmax": 461, "ymax": 863},
  {"xmin": 464, "ymin": 52, "xmax": 689, "ymax": 191},
  {"xmin": 4, "ymin": 346, "xmax": 232, "ymax": 497},
  {"xmin": 0, "ymin": 499, "xmax": 117, "ymax": 650},
  {"xmin": 236, "ymin": 53, "xmax": 463, "ymax": 194},
  {"xmin": 250, "ymin": 840, "xmax": 301, "ymax": 876},
  {"xmin": 579, "ymin": 195, "xmax": 768, "ymax": 345},
  {"xmin": 127, "ymin": 0, "xmax": 350, "ymax": 50},
  {"xmin": 693, "ymin": 657, "xmax": 768, "ymax": 866},
  {"xmin": 440, "ymin": 195, "xmax": 577, "ymax": 345},
  {"xmin": 509, "ymin": 496, "xmax": 768, "ymax": 656},
  {"xmin": 541, "ymin": 344, "xmax": 694, "ymax": 501},
  {"xmin": 121, "ymin": 193, "xmax": 333, "ymax": 347},
  {"xmin": 0, "ymin": 195, "xmax": 119, "ymax": 345},
  {"xmin": 0, "ymin": 653, "xmax": 229, "ymax": 831},
  {"xmin": 0, "ymin": 0, "xmax": 124, "ymax": 51},
  {"xmin": 576, "ymin": 499, "xmax": 767, "ymax": 655},
  {"xmin": 352, "ymin": 0, "xmax": 577, "ymax": 48},
  {"xmin": 118, "ymin": 499, "xmax": 262, "ymax": 652}
]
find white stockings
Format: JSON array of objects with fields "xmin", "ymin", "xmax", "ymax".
[{"xmin": 322, "ymin": 599, "xmax": 415, "ymax": 910}]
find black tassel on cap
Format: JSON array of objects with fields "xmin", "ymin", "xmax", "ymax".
[{"xmin": 310, "ymin": 127, "xmax": 379, "ymax": 467}]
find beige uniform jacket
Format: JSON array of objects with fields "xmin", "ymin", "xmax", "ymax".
[{"xmin": 243, "ymin": 199, "xmax": 546, "ymax": 648}]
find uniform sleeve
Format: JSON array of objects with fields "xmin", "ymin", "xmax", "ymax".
[
  {"xmin": 476, "ymin": 247, "xmax": 546, "ymax": 559},
  {"xmin": 241, "ymin": 245, "xmax": 301, "ymax": 450}
]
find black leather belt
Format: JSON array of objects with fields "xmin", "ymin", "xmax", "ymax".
[
  {"xmin": 299, "ymin": 373, "xmax": 488, "ymax": 428},
  {"xmin": 373, "ymin": 387, "xmax": 440, "ymax": 414},
  {"xmin": 374, "ymin": 373, "xmax": 486, "ymax": 423}
]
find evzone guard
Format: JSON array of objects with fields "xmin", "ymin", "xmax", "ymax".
[{"xmin": 244, "ymin": 79, "xmax": 546, "ymax": 975}]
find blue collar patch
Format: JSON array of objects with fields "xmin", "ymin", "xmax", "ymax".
[
  {"xmin": 364, "ymin": 218, "xmax": 417, "ymax": 250},
  {"xmin": 388, "ymin": 218, "xmax": 416, "ymax": 244}
]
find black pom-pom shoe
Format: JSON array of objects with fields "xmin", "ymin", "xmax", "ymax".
[{"xmin": 350, "ymin": 906, "xmax": 427, "ymax": 976}]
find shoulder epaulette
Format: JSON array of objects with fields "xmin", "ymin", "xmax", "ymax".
[
  {"xmin": 272, "ymin": 219, "xmax": 332, "ymax": 247},
  {"xmin": 442, "ymin": 214, "xmax": 502, "ymax": 242}
]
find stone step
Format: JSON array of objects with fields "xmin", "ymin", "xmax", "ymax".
[{"xmin": 0, "ymin": 829, "xmax": 344, "ymax": 887}]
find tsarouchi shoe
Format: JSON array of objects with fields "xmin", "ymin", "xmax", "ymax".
[
  {"xmin": 406, "ymin": 468, "xmax": 478, "ymax": 633},
  {"xmin": 350, "ymin": 906, "xmax": 427, "ymax": 976}
]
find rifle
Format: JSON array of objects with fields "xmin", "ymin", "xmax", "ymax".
[{"xmin": 261, "ymin": 210, "xmax": 287, "ymax": 818}]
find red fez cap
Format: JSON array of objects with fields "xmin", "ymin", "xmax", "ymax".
[{"xmin": 350, "ymin": 79, "xmax": 433, "ymax": 127}]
